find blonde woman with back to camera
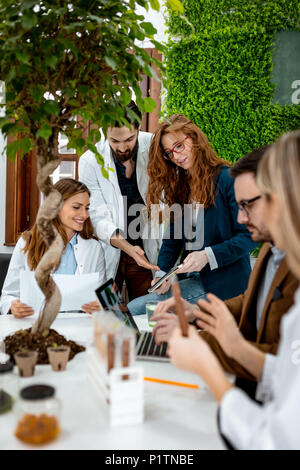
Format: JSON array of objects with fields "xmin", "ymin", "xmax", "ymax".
[{"xmin": 168, "ymin": 130, "xmax": 300, "ymax": 450}]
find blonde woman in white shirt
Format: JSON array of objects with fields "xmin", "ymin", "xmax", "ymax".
[
  {"xmin": 168, "ymin": 130, "xmax": 300, "ymax": 450},
  {"xmin": 0, "ymin": 178, "xmax": 106, "ymax": 317}
]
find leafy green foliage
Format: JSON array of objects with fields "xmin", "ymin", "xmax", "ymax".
[
  {"xmin": 0, "ymin": 0, "xmax": 170, "ymax": 161},
  {"xmin": 163, "ymin": 0, "xmax": 300, "ymax": 162}
]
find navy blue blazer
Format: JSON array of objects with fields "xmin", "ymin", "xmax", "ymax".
[{"xmin": 157, "ymin": 166, "xmax": 257, "ymax": 300}]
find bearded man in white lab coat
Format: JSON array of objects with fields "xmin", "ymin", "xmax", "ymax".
[{"xmin": 79, "ymin": 101, "xmax": 161, "ymax": 301}]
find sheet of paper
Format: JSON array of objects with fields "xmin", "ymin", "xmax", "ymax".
[{"xmin": 20, "ymin": 271, "xmax": 100, "ymax": 314}]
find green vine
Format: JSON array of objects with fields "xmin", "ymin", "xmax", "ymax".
[{"xmin": 163, "ymin": 0, "xmax": 300, "ymax": 162}]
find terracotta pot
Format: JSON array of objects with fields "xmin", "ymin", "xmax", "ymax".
[
  {"xmin": 14, "ymin": 351, "xmax": 38, "ymax": 378},
  {"xmin": 47, "ymin": 346, "xmax": 70, "ymax": 371}
]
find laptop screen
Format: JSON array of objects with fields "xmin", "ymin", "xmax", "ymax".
[{"xmin": 95, "ymin": 279, "xmax": 140, "ymax": 332}]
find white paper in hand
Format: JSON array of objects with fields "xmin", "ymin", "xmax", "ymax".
[{"xmin": 20, "ymin": 271, "xmax": 100, "ymax": 314}]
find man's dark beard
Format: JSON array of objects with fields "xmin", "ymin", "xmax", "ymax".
[{"xmin": 111, "ymin": 139, "xmax": 139, "ymax": 164}]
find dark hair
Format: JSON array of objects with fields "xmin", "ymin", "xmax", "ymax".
[
  {"xmin": 114, "ymin": 100, "xmax": 142, "ymax": 129},
  {"xmin": 230, "ymin": 145, "xmax": 272, "ymax": 178}
]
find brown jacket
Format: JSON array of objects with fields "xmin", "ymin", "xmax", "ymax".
[{"xmin": 201, "ymin": 243, "xmax": 299, "ymax": 380}]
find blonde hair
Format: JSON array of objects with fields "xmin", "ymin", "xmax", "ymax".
[{"xmin": 257, "ymin": 130, "xmax": 300, "ymax": 279}]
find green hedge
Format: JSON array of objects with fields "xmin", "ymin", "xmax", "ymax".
[{"xmin": 163, "ymin": 1, "xmax": 300, "ymax": 162}]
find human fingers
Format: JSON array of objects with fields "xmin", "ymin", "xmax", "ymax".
[
  {"xmin": 197, "ymin": 297, "xmax": 219, "ymax": 318},
  {"xmin": 81, "ymin": 301, "xmax": 100, "ymax": 314},
  {"xmin": 193, "ymin": 308, "xmax": 216, "ymax": 328},
  {"xmin": 153, "ymin": 280, "xmax": 171, "ymax": 295},
  {"xmin": 135, "ymin": 253, "xmax": 158, "ymax": 271},
  {"xmin": 154, "ymin": 329, "xmax": 171, "ymax": 346},
  {"xmin": 134, "ymin": 246, "xmax": 145, "ymax": 256},
  {"xmin": 176, "ymin": 255, "xmax": 193, "ymax": 273},
  {"xmin": 11, "ymin": 301, "xmax": 34, "ymax": 318},
  {"xmin": 153, "ymin": 297, "xmax": 175, "ymax": 315},
  {"xmin": 152, "ymin": 316, "xmax": 177, "ymax": 339}
]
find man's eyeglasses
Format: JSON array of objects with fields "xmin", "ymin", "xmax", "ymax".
[
  {"xmin": 162, "ymin": 136, "xmax": 189, "ymax": 161},
  {"xmin": 238, "ymin": 195, "xmax": 262, "ymax": 215}
]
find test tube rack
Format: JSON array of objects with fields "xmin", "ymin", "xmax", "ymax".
[{"xmin": 87, "ymin": 345, "xmax": 144, "ymax": 427}]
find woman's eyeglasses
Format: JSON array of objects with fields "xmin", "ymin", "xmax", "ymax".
[{"xmin": 162, "ymin": 136, "xmax": 189, "ymax": 161}]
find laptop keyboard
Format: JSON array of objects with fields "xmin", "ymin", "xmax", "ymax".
[{"xmin": 136, "ymin": 331, "xmax": 169, "ymax": 361}]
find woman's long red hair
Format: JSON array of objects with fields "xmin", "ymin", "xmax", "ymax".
[
  {"xmin": 22, "ymin": 178, "xmax": 97, "ymax": 270},
  {"xmin": 146, "ymin": 114, "xmax": 230, "ymax": 209}
]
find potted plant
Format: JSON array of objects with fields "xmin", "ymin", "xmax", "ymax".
[
  {"xmin": 0, "ymin": 0, "xmax": 182, "ymax": 361},
  {"xmin": 47, "ymin": 343, "xmax": 70, "ymax": 371}
]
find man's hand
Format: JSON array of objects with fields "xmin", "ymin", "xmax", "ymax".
[
  {"xmin": 130, "ymin": 246, "xmax": 160, "ymax": 271},
  {"xmin": 151, "ymin": 296, "xmax": 198, "ymax": 345},
  {"xmin": 152, "ymin": 312, "xmax": 178, "ymax": 345},
  {"xmin": 176, "ymin": 250, "xmax": 208, "ymax": 273},
  {"xmin": 153, "ymin": 295, "xmax": 196, "ymax": 321},
  {"xmin": 11, "ymin": 300, "xmax": 34, "ymax": 318},
  {"xmin": 196, "ymin": 293, "xmax": 244, "ymax": 358},
  {"xmin": 110, "ymin": 232, "xmax": 159, "ymax": 271}
]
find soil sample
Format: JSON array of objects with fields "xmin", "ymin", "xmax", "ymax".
[
  {"xmin": 15, "ymin": 413, "xmax": 60, "ymax": 445},
  {"xmin": 4, "ymin": 328, "xmax": 85, "ymax": 365}
]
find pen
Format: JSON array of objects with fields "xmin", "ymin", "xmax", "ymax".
[{"xmin": 144, "ymin": 376, "xmax": 199, "ymax": 389}]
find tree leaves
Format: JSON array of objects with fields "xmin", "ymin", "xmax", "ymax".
[
  {"xmin": 149, "ymin": 0, "xmax": 160, "ymax": 11},
  {"xmin": 6, "ymin": 137, "xmax": 33, "ymax": 161},
  {"xmin": 36, "ymin": 124, "xmax": 52, "ymax": 141},
  {"xmin": 166, "ymin": 0, "xmax": 184, "ymax": 13},
  {"xmin": 0, "ymin": 0, "xmax": 168, "ymax": 159},
  {"xmin": 143, "ymin": 97, "xmax": 156, "ymax": 113}
]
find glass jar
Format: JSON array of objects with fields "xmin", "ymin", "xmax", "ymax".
[
  {"xmin": 14, "ymin": 384, "xmax": 61, "ymax": 445},
  {"xmin": 0, "ymin": 359, "xmax": 18, "ymax": 414}
]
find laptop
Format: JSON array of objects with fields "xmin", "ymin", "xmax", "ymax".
[{"xmin": 95, "ymin": 279, "xmax": 169, "ymax": 362}]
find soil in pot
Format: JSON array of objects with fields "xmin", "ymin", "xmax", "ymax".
[{"xmin": 4, "ymin": 328, "xmax": 85, "ymax": 365}]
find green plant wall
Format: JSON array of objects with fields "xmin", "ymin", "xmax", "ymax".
[{"xmin": 164, "ymin": 0, "xmax": 300, "ymax": 161}]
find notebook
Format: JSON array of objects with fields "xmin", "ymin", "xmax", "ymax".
[{"xmin": 95, "ymin": 279, "xmax": 169, "ymax": 362}]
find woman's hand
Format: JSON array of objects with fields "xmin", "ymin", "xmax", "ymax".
[
  {"xmin": 168, "ymin": 325, "xmax": 219, "ymax": 375},
  {"xmin": 168, "ymin": 325, "xmax": 233, "ymax": 402},
  {"xmin": 130, "ymin": 246, "xmax": 160, "ymax": 271},
  {"xmin": 150, "ymin": 276, "xmax": 171, "ymax": 295},
  {"xmin": 10, "ymin": 300, "xmax": 34, "ymax": 318},
  {"xmin": 196, "ymin": 293, "xmax": 244, "ymax": 358},
  {"xmin": 176, "ymin": 250, "xmax": 208, "ymax": 273},
  {"xmin": 81, "ymin": 301, "xmax": 101, "ymax": 314}
]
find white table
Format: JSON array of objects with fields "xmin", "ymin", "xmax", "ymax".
[{"xmin": 0, "ymin": 314, "xmax": 225, "ymax": 450}]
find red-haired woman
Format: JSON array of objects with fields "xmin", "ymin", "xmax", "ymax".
[
  {"xmin": 0, "ymin": 178, "xmax": 106, "ymax": 317},
  {"xmin": 128, "ymin": 114, "xmax": 255, "ymax": 315}
]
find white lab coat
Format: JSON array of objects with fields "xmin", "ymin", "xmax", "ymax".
[
  {"xmin": 78, "ymin": 131, "xmax": 162, "ymax": 279},
  {"xmin": 0, "ymin": 235, "xmax": 106, "ymax": 315},
  {"xmin": 220, "ymin": 285, "xmax": 300, "ymax": 450}
]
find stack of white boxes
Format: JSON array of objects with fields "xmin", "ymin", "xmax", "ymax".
[{"xmin": 87, "ymin": 345, "xmax": 144, "ymax": 427}]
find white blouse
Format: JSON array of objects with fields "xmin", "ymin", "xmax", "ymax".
[
  {"xmin": 220, "ymin": 285, "xmax": 300, "ymax": 450},
  {"xmin": 0, "ymin": 235, "xmax": 106, "ymax": 315}
]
